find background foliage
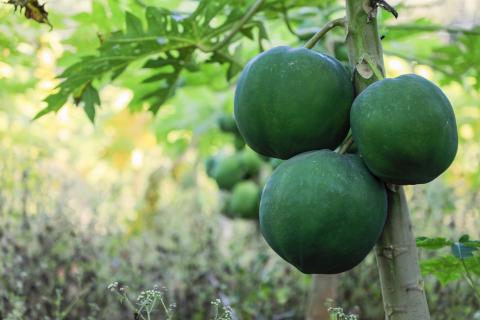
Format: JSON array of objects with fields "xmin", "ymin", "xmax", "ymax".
[{"xmin": 1, "ymin": 0, "xmax": 479, "ymax": 319}]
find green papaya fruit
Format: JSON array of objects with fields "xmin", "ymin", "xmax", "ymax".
[
  {"xmin": 212, "ymin": 154, "xmax": 247, "ymax": 190},
  {"xmin": 350, "ymin": 74, "xmax": 458, "ymax": 185},
  {"xmin": 218, "ymin": 113, "xmax": 240, "ymax": 134},
  {"xmin": 334, "ymin": 42, "xmax": 349, "ymax": 62},
  {"xmin": 233, "ymin": 134, "xmax": 246, "ymax": 150},
  {"xmin": 234, "ymin": 46, "xmax": 354, "ymax": 159},
  {"xmin": 269, "ymin": 158, "xmax": 283, "ymax": 169},
  {"xmin": 205, "ymin": 155, "xmax": 219, "ymax": 178},
  {"xmin": 260, "ymin": 150, "xmax": 387, "ymax": 274},
  {"xmin": 241, "ymin": 148, "xmax": 263, "ymax": 177},
  {"xmin": 227, "ymin": 181, "xmax": 260, "ymax": 219}
]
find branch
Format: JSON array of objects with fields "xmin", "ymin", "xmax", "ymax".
[
  {"xmin": 385, "ymin": 24, "xmax": 480, "ymax": 36},
  {"xmin": 383, "ymin": 50, "xmax": 455, "ymax": 77},
  {"xmin": 198, "ymin": 0, "xmax": 265, "ymax": 52},
  {"xmin": 458, "ymin": 253, "xmax": 480, "ymax": 303},
  {"xmin": 215, "ymin": 50, "xmax": 245, "ymax": 69},
  {"xmin": 402, "ymin": 0, "xmax": 446, "ymax": 9},
  {"xmin": 281, "ymin": 3, "xmax": 302, "ymax": 38},
  {"xmin": 304, "ymin": 17, "xmax": 346, "ymax": 49}
]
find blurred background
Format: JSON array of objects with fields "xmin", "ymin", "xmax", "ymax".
[{"xmin": 0, "ymin": 0, "xmax": 479, "ymax": 319}]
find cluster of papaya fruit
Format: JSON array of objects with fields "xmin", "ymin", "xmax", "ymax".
[
  {"xmin": 206, "ymin": 114, "xmax": 282, "ymax": 220},
  {"xmin": 233, "ymin": 46, "xmax": 458, "ymax": 274}
]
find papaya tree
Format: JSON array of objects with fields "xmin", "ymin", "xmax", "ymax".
[
  {"xmin": 345, "ymin": 1, "xmax": 431, "ymax": 318},
  {"xmin": 6, "ymin": 0, "xmax": 479, "ymax": 318}
]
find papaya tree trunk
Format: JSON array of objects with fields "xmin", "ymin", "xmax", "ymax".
[
  {"xmin": 344, "ymin": 1, "xmax": 431, "ymax": 319},
  {"xmin": 306, "ymin": 274, "xmax": 338, "ymax": 319}
]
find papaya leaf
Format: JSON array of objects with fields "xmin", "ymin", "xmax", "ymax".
[
  {"xmin": 38, "ymin": 1, "xmax": 257, "ymax": 121},
  {"xmin": 420, "ymin": 235, "xmax": 480, "ymax": 286},
  {"xmin": 416, "ymin": 236, "xmax": 453, "ymax": 250},
  {"xmin": 420, "ymin": 256, "xmax": 464, "ymax": 284},
  {"xmin": 38, "ymin": 0, "xmax": 339, "ymax": 121},
  {"xmin": 451, "ymin": 242, "xmax": 478, "ymax": 260},
  {"xmin": 34, "ymin": 92, "xmax": 69, "ymax": 120},
  {"xmin": 78, "ymin": 84, "xmax": 101, "ymax": 123}
]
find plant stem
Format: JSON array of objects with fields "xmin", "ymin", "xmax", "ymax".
[
  {"xmin": 375, "ymin": 188, "xmax": 430, "ymax": 320},
  {"xmin": 307, "ymin": 274, "xmax": 338, "ymax": 319},
  {"xmin": 383, "ymin": 50, "xmax": 455, "ymax": 77},
  {"xmin": 338, "ymin": 134, "xmax": 353, "ymax": 154},
  {"xmin": 385, "ymin": 24, "xmax": 480, "ymax": 36},
  {"xmin": 345, "ymin": 1, "xmax": 430, "ymax": 319},
  {"xmin": 345, "ymin": 0, "xmax": 385, "ymax": 92},
  {"xmin": 199, "ymin": 0, "xmax": 265, "ymax": 52},
  {"xmin": 282, "ymin": 3, "xmax": 302, "ymax": 38},
  {"xmin": 304, "ymin": 17, "xmax": 346, "ymax": 49},
  {"xmin": 460, "ymin": 258, "xmax": 480, "ymax": 303}
]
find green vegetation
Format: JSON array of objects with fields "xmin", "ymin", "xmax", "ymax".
[{"xmin": 1, "ymin": 0, "xmax": 479, "ymax": 318}]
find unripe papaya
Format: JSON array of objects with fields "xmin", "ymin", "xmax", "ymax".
[
  {"xmin": 233, "ymin": 135, "xmax": 245, "ymax": 150},
  {"xmin": 269, "ymin": 158, "xmax": 283, "ymax": 169},
  {"xmin": 260, "ymin": 150, "xmax": 387, "ymax": 274},
  {"xmin": 234, "ymin": 46, "xmax": 354, "ymax": 159},
  {"xmin": 205, "ymin": 155, "xmax": 219, "ymax": 178},
  {"xmin": 217, "ymin": 113, "xmax": 240, "ymax": 134},
  {"xmin": 334, "ymin": 42, "xmax": 349, "ymax": 62},
  {"xmin": 212, "ymin": 154, "xmax": 246, "ymax": 190},
  {"xmin": 350, "ymin": 74, "xmax": 458, "ymax": 185},
  {"xmin": 241, "ymin": 148, "xmax": 263, "ymax": 177},
  {"xmin": 227, "ymin": 181, "xmax": 260, "ymax": 219}
]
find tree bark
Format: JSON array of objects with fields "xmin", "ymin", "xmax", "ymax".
[
  {"xmin": 344, "ymin": 1, "xmax": 431, "ymax": 319},
  {"xmin": 306, "ymin": 274, "xmax": 338, "ymax": 320},
  {"xmin": 376, "ymin": 188, "xmax": 430, "ymax": 319}
]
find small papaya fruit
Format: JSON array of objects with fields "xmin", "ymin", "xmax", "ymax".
[
  {"xmin": 212, "ymin": 154, "xmax": 247, "ymax": 190},
  {"xmin": 217, "ymin": 113, "xmax": 240, "ymax": 134},
  {"xmin": 241, "ymin": 148, "xmax": 263, "ymax": 177},
  {"xmin": 227, "ymin": 181, "xmax": 260, "ymax": 219}
]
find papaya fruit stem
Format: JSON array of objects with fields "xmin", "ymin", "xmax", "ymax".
[
  {"xmin": 345, "ymin": 0, "xmax": 431, "ymax": 319},
  {"xmin": 304, "ymin": 17, "xmax": 346, "ymax": 49},
  {"xmin": 337, "ymin": 134, "xmax": 353, "ymax": 154}
]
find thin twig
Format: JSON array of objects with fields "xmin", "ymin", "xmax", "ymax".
[
  {"xmin": 383, "ymin": 50, "xmax": 455, "ymax": 77},
  {"xmin": 304, "ymin": 17, "xmax": 346, "ymax": 49},
  {"xmin": 402, "ymin": 0, "xmax": 446, "ymax": 9},
  {"xmin": 198, "ymin": 0, "xmax": 265, "ymax": 52},
  {"xmin": 385, "ymin": 24, "xmax": 480, "ymax": 36},
  {"xmin": 281, "ymin": 3, "xmax": 302, "ymax": 38},
  {"xmin": 215, "ymin": 50, "xmax": 244, "ymax": 69},
  {"xmin": 459, "ymin": 254, "xmax": 480, "ymax": 303}
]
